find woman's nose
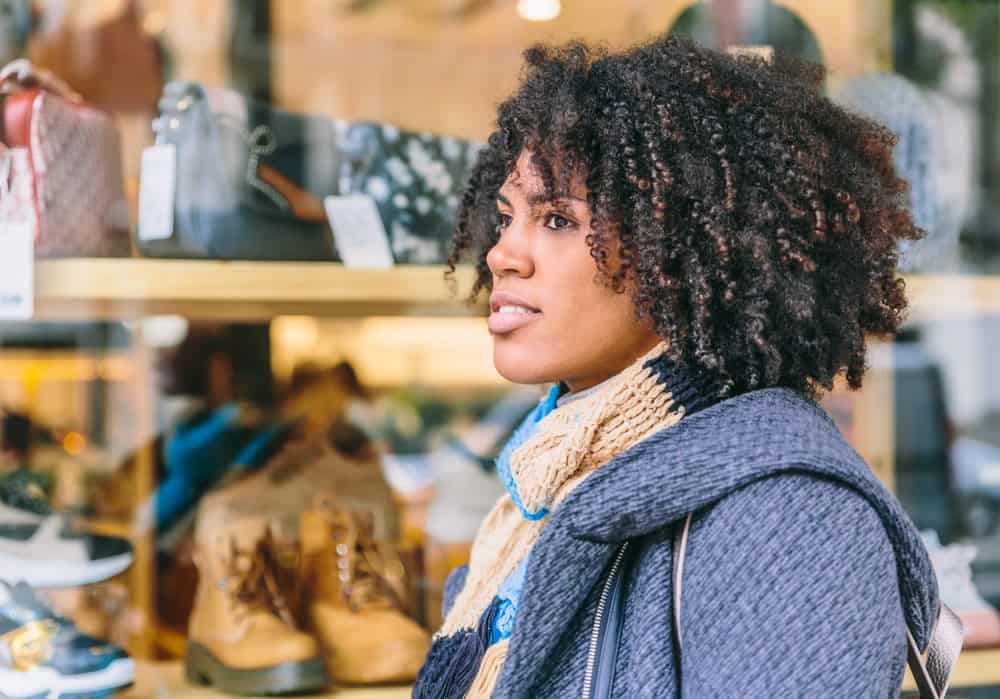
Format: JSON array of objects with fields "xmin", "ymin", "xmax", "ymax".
[{"xmin": 487, "ymin": 221, "xmax": 534, "ymax": 279}]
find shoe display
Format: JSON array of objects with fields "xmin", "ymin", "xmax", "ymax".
[
  {"xmin": 923, "ymin": 530, "xmax": 1000, "ymax": 648},
  {"xmin": 197, "ymin": 425, "xmax": 399, "ymax": 543},
  {"xmin": 0, "ymin": 580, "xmax": 134, "ymax": 699},
  {"xmin": 145, "ymin": 403, "xmax": 289, "ymax": 535},
  {"xmin": 0, "ymin": 480, "xmax": 132, "ymax": 589},
  {"xmin": 420, "ymin": 388, "xmax": 538, "ymax": 623},
  {"xmin": 0, "ymin": 468, "xmax": 52, "ymax": 516},
  {"xmin": 186, "ymin": 515, "xmax": 328, "ymax": 696},
  {"xmin": 300, "ymin": 503, "xmax": 430, "ymax": 685}
]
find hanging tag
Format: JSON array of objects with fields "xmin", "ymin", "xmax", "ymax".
[
  {"xmin": 0, "ymin": 219, "xmax": 34, "ymax": 319},
  {"xmin": 137, "ymin": 144, "xmax": 177, "ymax": 242},
  {"xmin": 324, "ymin": 194, "xmax": 395, "ymax": 268}
]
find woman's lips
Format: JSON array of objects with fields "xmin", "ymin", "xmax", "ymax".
[
  {"xmin": 488, "ymin": 307, "xmax": 541, "ymax": 334},
  {"xmin": 488, "ymin": 291, "xmax": 542, "ymax": 335}
]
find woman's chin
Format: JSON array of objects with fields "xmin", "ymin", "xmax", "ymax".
[{"xmin": 492, "ymin": 341, "xmax": 558, "ymax": 386}]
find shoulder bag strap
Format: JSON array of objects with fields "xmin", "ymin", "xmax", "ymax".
[
  {"xmin": 670, "ymin": 514, "xmax": 963, "ymax": 698},
  {"xmin": 906, "ymin": 603, "xmax": 963, "ymax": 699},
  {"xmin": 671, "ymin": 512, "xmax": 693, "ymax": 656},
  {"xmin": 0, "ymin": 59, "xmax": 80, "ymax": 100}
]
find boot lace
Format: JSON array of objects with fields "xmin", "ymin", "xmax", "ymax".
[
  {"xmin": 332, "ymin": 514, "xmax": 407, "ymax": 613},
  {"xmin": 225, "ymin": 530, "xmax": 299, "ymax": 627}
]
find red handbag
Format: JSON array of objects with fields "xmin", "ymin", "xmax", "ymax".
[{"xmin": 0, "ymin": 60, "xmax": 131, "ymax": 258}]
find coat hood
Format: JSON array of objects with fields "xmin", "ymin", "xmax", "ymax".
[{"xmin": 555, "ymin": 386, "xmax": 939, "ymax": 646}]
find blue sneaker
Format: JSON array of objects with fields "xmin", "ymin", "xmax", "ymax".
[{"xmin": 0, "ymin": 582, "xmax": 134, "ymax": 699}]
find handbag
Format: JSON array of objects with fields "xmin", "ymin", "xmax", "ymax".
[
  {"xmin": 0, "ymin": 143, "xmax": 37, "ymax": 233},
  {"xmin": 344, "ymin": 121, "xmax": 483, "ymax": 264},
  {"xmin": 588, "ymin": 513, "xmax": 965, "ymax": 699},
  {"xmin": 142, "ymin": 81, "xmax": 481, "ymax": 263},
  {"xmin": 140, "ymin": 81, "xmax": 351, "ymax": 261},
  {"xmin": 0, "ymin": 60, "xmax": 131, "ymax": 258}
]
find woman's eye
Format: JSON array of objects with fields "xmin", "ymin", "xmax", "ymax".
[
  {"xmin": 497, "ymin": 213, "xmax": 513, "ymax": 230},
  {"xmin": 545, "ymin": 213, "xmax": 574, "ymax": 231}
]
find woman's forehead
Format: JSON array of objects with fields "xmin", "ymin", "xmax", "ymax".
[{"xmin": 499, "ymin": 160, "xmax": 587, "ymax": 204}]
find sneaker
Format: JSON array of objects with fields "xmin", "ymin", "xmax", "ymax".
[
  {"xmin": 0, "ymin": 500, "xmax": 132, "ymax": 589},
  {"xmin": 0, "ymin": 581, "xmax": 135, "ymax": 698},
  {"xmin": 0, "ymin": 469, "xmax": 52, "ymax": 516},
  {"xmin": 923, "ymin": 530, "xmax": 1000, "ymax": 648}
]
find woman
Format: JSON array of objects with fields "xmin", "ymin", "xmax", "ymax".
[{"xmin": 415, "ymin": 35, "xmax": 947, "ymax": 697}]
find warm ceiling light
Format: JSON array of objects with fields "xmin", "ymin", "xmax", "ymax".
[
  {"xmin": 517, "ymin": 0, "xmax": 560, "ymax": 22},
  {"xmin": 63, "ymin": 432, "xmax": 87, "ymax": 455}
]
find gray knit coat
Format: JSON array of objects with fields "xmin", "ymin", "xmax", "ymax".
[{"xmin": 441, "ymin": 387, "xmax": 939, "ymax": 697}]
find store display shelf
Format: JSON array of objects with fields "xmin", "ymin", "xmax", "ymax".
[
  {"xmin": 0, "ymin": 354, "xmax": 133, "ymax": 381},
  {"xmin": 902, "ymin": 646, "xmax": 1000, "ymax": 690},
  {"xmin": 905, "ymin": 274, "xmax": 1000, "ymax": 322},
  {"xmin": 30, "ymin": 261, "xmax": 1000, "ymax": 323},
  {"xmin": 34, "ymin": 259, "xmax": 483, "ymax": 321},
  {"xmin": 126, "ymin": 662, "xmax": 411, "ymax": 698},
  {"xmin": 126, "ymin": 650, "xmax": 1000, "ymax": 696},
  {"xmin": 77, "ymin": 516, "xmax": 134, "ymax": 540}
]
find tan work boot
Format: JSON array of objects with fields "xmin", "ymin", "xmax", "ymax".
[
  {"xmin": 198, "ymin": 430, "xmax": 400, "ymax": 542},
  {"xmin": 300, "ymin": 503, "xmax": 430, "ymax": 685},
  {"xmin": 186, "ymin": 516, "xmax": 328, "ymax": 695}
]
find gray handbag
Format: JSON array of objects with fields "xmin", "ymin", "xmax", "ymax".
[
  {"xmin": 143, "ymin": 81, "xmax": 482, "ymax": 263},
  {"xmin": 586, "ymin": 513, "xmax": 964, "ymax": 699}
]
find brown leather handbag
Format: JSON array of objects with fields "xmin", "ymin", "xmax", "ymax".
[{"xmin": 0, "ymin": 60, "xmax": 131, "ymax": 258}]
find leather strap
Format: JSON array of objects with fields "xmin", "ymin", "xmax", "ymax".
[
  {"xmin": 0, "ymin": 59, "xmax": 81, "ymax": 101},
  {"xmin": 671, "ymin": 512, "xmax": 693, "ymax": 656},
  {"xmin": 906, "ymin": 603, "xmax": 963, "ymax": 698},
  {"xmin": 670, "ymin": 514, "xmax": 963, "ymax": 697}
]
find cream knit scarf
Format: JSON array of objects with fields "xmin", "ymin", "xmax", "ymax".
[{"xmin": 434, "ymin": 342, "xmax": 699, "ymax": 698}]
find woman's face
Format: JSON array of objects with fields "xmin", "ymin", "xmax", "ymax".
[{"xmin": 486, "ymin": 151, "xmax": 661, "ymax": 391}]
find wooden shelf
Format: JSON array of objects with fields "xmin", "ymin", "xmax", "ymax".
[
  {"xmin": 34, "ymin": 259, "xmax": 483, "ymax": 321},
  {"xmin": 902, "ymin": 646, "xmax": 1000, "ymax": 690},
  {"xmin": 127, "ymin": 650, "xmax": 1000, "ymax": 695},
  {"xmin": 28, "ymin": 260, "xmax": 1000, "ymax": 322},
  {"xmin": 905, "ymin": 275, "xmax": 1000, "ymax": 323},
  {"xmin": 126, "ymin": 662, "xmax": 411, "ymax": 698}
]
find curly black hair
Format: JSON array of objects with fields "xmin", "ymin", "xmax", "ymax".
[{"xmin": 448, "ymin": 34, "xmax": 923, "ymax": 399}]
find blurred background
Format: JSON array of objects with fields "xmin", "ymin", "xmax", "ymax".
[{"xmin": 1, "ymin": 1, "xmax": 1000, "ymax": 696}]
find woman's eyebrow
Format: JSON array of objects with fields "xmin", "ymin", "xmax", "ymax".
[
  {"xmin": 496, "ymin": 190, "xmax": 586, "ymax": 208},
  {"xmin": 527, "ymin": 192, "xmax": 586, "ymax": 206}
]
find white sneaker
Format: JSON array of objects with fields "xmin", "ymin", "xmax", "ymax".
[
  {"xmin": 0, "ymin": 502, "xmax": 132, "ymax": 588},
  {"xmin": 424, "ymin": 388, "xmax": 540, "ymax": 543},
  {"xmin": 923, "ymin": 530, "xmax": 1000, "ymax": 648}
]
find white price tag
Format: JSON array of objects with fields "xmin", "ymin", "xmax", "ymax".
[
  {"xmin": 324, "ymin": 195, "xmax": 395, "ymax": 269},
  {"xmin": 137, "ymin": 144, "xmax": 177, "ymax": 242},
  {"xmin": 0, "ymin": 220, "xmax": 34, "ymax": 319}
]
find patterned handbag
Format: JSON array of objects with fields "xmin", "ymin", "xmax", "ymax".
[
  {"xmin": 346, "ymin": 122, "xmax": 483, "ymax": 264},
  {"xmin": 0, "ymin": 142, "xmax": 37, "ymax": 233},
  {"xmin": 0, "ymin": 60, "xmax": 131, "ymax": 258},
  {"xmin": 144, "ymin": 81, "xmax": 482, "ymax": 264}
]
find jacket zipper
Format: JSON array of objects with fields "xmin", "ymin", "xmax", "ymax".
[{"xmin": 581, "ymin": 542, "xmax": 629, "ymax": 699}]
